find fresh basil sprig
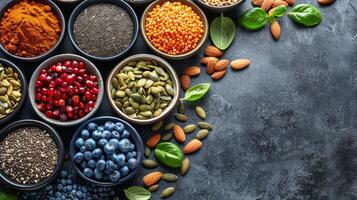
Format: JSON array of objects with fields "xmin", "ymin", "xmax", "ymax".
[
  {"xmin": 210, "ymin": 15, "xmax": 236, "ymax": 50},
  {"xmin": 269, "ymin": 5, "xmax": 287, "ymax": 23},
  {"xmin": 288, "ymin": 4, "xmax": 322, "ymax": 27},
  {"xmin": 155, "ymin": 142, "xmax": 183, "ymax": 168},
  {"xmin": 124, "ymin": 186, "xmax": 151, "ymax": 200},
  {"xmin": 238, "ymin": 8, "xmax": 268, "ymax": 31},
  {"xmin": 182, "ymin": 83, "xmax": 211, "ymax": 101}
]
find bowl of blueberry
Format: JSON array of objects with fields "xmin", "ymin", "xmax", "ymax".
[{"xmin": 70, "ymin": 116, "xmax": 143, "ymax": 186}]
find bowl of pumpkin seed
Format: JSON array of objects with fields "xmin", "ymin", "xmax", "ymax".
[
  {"xmin": 0, "ymin": 58, "xmax": 26, "ymax": 125},
  {"xmin": 106, "ymin": 54, "xmax": 180, "ymax": 125}
]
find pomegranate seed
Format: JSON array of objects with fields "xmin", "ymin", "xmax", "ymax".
[
  {"xmin": 39, "ymin": 74, "xmax": 46, "ymax": 81},
  {"xmin": 37, "ymin": 103, "xmax": 45, "ymax": 111},
  {"xmin": 35, "ymin": 81, "xmax": 43, "ymax": 88},
  {"xmin": 53, "ymin": 110, "xmax": 60, "ymax": 118},
  {"xmin": 58, "ymin": 99, "xmax": 65, "ymax": 107},
  {"xmin": 41, "ymin": 95, "xmax": 47, "ymax": 102},
  {"xmin": 64, "ymin": 61, "xmax": 72, "ymax": 68},
  {"xmin": 78, "ymin": 62, "xmax": 84, "ymax": 69},
  {"xmin": 85, "ymin": 80, "xmax": 93, "ymax": 88},
  {"xmin": 45, "ymin": 111, "xmax": 54, "ymax": 118},
  {"xmin": 88, "ymin": 101, "xmax": 95, "ymax": 108}
]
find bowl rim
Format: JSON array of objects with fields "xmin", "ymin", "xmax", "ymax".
[
  {"xmin": 69, "ymin": 116, "xmax": 144, "ymax": 186},
  {"xmin": 68, "ymin": 0, "xmax": 139, "ymax": 62},
  {"xmin": 106, "ymin": 54, "xmax": 180, "ymax": 125},
  {"xmin": 0, "ymin": 119, "xmax": 65, "ymax": 191},
  {"xmin": 0, "ymin": 58, "xmax": 27, "ymax": 125},
  {"xmin": 195, "ymin": 0, "xmax": 244, "ymax": 9},
  {"xmin": 28, "ymin": 53, "xmax": 104, "ymax": 127},
  {"xmin": 140, "ymin": 0, "xmax": 209, "ymax": 60},
  {"xmin": 0, "ymin": 0, "xmax": 66, "ymax": 62}
]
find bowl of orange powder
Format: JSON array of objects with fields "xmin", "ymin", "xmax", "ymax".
[
  {"xmin": 141, "ymin": 0, "xmax": 209, "ymax": 60},
  {"xmin": 0, "ymin": 0, "xmax": 65, "ymax": 62}
]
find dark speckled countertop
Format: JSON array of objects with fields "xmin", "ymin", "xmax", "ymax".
[{"xmin": 0, "ymin": 0, "xmax": 357, "ymax": 199}]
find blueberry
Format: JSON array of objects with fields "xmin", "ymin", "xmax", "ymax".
[
  {"xmin": 61, "ymin": 178, "xmax": 66, "ymax": 185},
  {"xmin": 80, "ymin": 161, "xmax": 87, "ymax": 169},
  {"xmin": 83, "ymin": 168, "xmax": 94, "ymax": 178},
  {"xmin": 84, "ymin": 139, "xmax": 96, "ymax": 151},
  {"xmin": 83, "ymin": 151, "xmax": 92, "ymax": 160},
  {"xmin": 114, "ymin": 154, "xmax": 125, "ymax": 166},
  {"xmin": 104, "ymin": 143, "xmax": 115, "ymax": 154},
  {"xmin": 114, "ymin": 164, "xmax": 119, "ymax": 170},
  {"xmin": 104, "ymin": 121, "xmax": 115, "ymax": 131},
  {"xmin": 94, "ymin": 168, "xmax": 103, "ymax": 180},
  {"xmin": 87, "ymin": 160, "xmax": 97, "ymax": 169},
  {"xmin": 92, "ymin": 148, "xmax": 102, "ymax": 158},
  {"xmin": 99, "ymin": 155, "xmax": 105, "ymax": 160},
  {"xmin": 105, "ymin": 160, "xmax": 115, "ymax": 173},
  {"xmin": 66, "ymin": 179, "xmax": 72, "ymax": 185},
  {"xmin": 97, "ymin": 138, "xmax": 109, "ymax": 148},
  {"xmin": 57, "ymin": 184, "xmax": 63, "ymax": 190},
  {"xmin": 129, "ymin": 143, "xmax": 135, "ymax": 151},
  {"xmin": 76, "ymin": 191, "xmax": 83, "ymax": 198},
  {"xmin": 109, "ymin": 139, "xmax": 120, "ymax": 149},
  {"xmin": 67, "ymin": 185, "xmax": 73, "ymax": 191},
  {"xmin": 120, "ymin": 166, "xmax": 129, "ymax": 177},
  {"xmin": 60, "ymin": 170, "xmax": 68, "ymax": 178},
  {"xmin": 102, "ymin": 130, "xmax": 112, "ymax": 140},
  {"xmin": 127, "ymin": 158, "xmax": 138, "ymax": 170},
  {"xmin": 109, "ymin": 170, "xmax": 121, "ymax": 182},
  {"xmin": 92, "ymin": 130, "xmax": 102, "ymax": 141},
  {"xmin": 87, "ymin": 123, "xmax": 97, "ymax": 131},
  {"xmin": 75, "ymin": 138, "xmax": 85, "ymax": 148},
  {"xmin": 121, "ymin": 129, "xmax": 130, "ymax": 139},
  {"xmin": 108, "ymin": 153, "xmax": 118, "ymax": 161},
  {"xmin": 73, "ymin": 152, "xmax": 84, "ymax": 163},
  {"xmin": 126, "ymin": 152, "xmax": 133, "ymax": 159},
  {"xmin": 131, "ymin": 151, "xmax": 137, "ymax": 158},
  {"xmin": 118, "ymin": 139, "xmax": 131, "ymax": 152},
  {"xmin": 55, "ymin": 192, "xmax": 61, "ymax": 197},
  {"xmin": 81, "ymin": 129, "xmax": 90, "ymax": 139},
  {"xmin": 97, "ymin": 126, "xmax": 105, "ymax": 132},
  {"xmin": 114, "ymin": 122, "xmax": 124, "ymax": 133},
  {"xmin": 79, "ymin": 146, "xmax": 86, "ymax": 153},
  {"xmin": 111, "ymin": 131, "xmax": 120, "ymax": 140}
]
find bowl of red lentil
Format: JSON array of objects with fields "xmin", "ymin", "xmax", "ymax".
[
  {"xmin": 0, "ymin": 0, "xmax": 65, "ymax": 62},
  {"xmin": 141, "ymin": 0, "xmax": 209, "ymax": 60},
  {"xmin": 195, "ymin": 0, "xmax": 244, "ymax": 13}
]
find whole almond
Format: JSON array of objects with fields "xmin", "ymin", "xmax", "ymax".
[
  {"xmin": 215, "ymin": 59, "xmax": 230, "ymax": 71},
  {"xmin": 283, "ymin": 0, "xmax": 295, "ymax": 6},
  {"xmin": 146, "ymin": 133, "xmax": 161, "ymax": 148},
  {"xmin": 204, "ymin": 45, "xmax": 224, "ymax": 57},
  {"xmin": 173, "ymin": 124, "xmax": 186, "ymax": 143},
  {"xmin": 318, "ymin": 0, "xmax": 334, "ymax": 5},
  {"xmin": 200, "ymin": 57, "xmax": 218, "ymax": 65},
  {"xmin": 184, "ymin": 139, "xmax": 202, "ymax": 154},
  {"xmin": 183, "ymin": 66, "xmax": 201, "ymax": 77},
  {"xmin": 180, "ymin": 75, "xmax": 190, "ymax": 91},
  {"xmin": 231, "ymin": 59, "xmax": 251, "ymax": 70},
  {"xmin": 251, "ymin": 0, "xmax": 264, "ymax": 6},
  {"xmin": 211, "ymin": 70, "xmax": 227, "ymax": 80},
  {"xmin": 261, "ymin": 0, "xmax": 273, "ymax": 11},
  {"xmin": 272, "ymin": 0, "xmax": 288, "ymax": 7},
  {"xmin": 143, "ymin": 172, "xmax": 162, "ymax": 186},
  {"xmin": 207, "ymin": 58, "xmax": 218, "ymax": 75},
  {"xmin": 271, "ymin": 21, "xmax": 281, "ymax": 40}
]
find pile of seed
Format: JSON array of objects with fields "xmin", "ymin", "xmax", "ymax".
[
  {"xmin": 74, "ymin": 3, "xmax": 133, "ymax": 57},
  {"xmin": 110, "ymin": 60, "xmax": 175, "ymax": 120},
  {"xmin": 201, "ymin": 0, "xmax": 240, "ymax": 6},
  {"xmin": 0, "ymin": 127, "xmax": 58, "ymax": 184},
  {"xmin": 0, "ymin": 63, "xmax": 22, "ymax": 118}
]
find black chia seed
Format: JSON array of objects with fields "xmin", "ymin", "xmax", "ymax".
[
  {"xmin": 0, "ymin": 127, "xmax": 58, "ymax": 184},
  {"xmin": 73, "ymin": 3, "xmax": 134, "ymax": 57}
]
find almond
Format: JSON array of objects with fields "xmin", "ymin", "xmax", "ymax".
[
  {"xmin": 204, "ymin": 45, "xmax": 224, "ymax": 57},
  {"xmin": 211, "ymin": 70, "xmax": 227, "ymax": 80},
  {"xmin": 318, "ymin": 0, "xmax": 334, "ymax": 5},
  {"xmin": 271, "ymin": 21, "xmax": 281, "ymax": 40},
  {"xmin": 184, "ymin": 139, "xmax": 202, "ymax": 154},
  {"xmin": 215, "ymin": 59, "xmax": 230, "ymax": 71},
  {"xmin": 206, "ymin": 58, "xmax": 218, "ymax": 75},
  {"xmin": 143, "ymin": 172, "xmax": 162, "ymax": 186},
  {"xmin": 200, "ymin": 57, "xmax": 218, "ymax": 65},
  {"xmin": 261, "ymin": 0, "xmax": 273, "ymax": 11},
  {"xmin": 283, "ymin": 0, "xmax": 295, "ymax": 6},
  {"xmin": 180, "ymin": 75, "xmax": 190, "ymax": 91},
  {"xmin": 272, "ymin": 0, "xmax": 288, "ymax": 7},
  {"xmin": 251, "ymin": 0, "xmax": 264, "ymax": 6},
  {"xmin": 146, "ymin": 133, "xmax": 161, "ymax": 148},
  {"xmin": 173, "ymin": 124, "xmax": 186, "ymax": 143},
  {"xmin": 231, "ymin": 59, "xmax": 251, "ymax": 70},
  {"xmin": 183, "ymin": 66, "xmax": 201, "ymax": 77}
]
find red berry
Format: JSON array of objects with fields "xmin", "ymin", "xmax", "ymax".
[
  {"xmin": 58, "ymin": 99, "xmax": 65, "ymax": 107},
  {"xmin": 85, "ymin": 80, "xmax": 93, "ymax": 88},
  {"xmin": 39, "ymin": 74, "xmax": 46, "ymax": 81},
  {"xmin": 37, "ymin": 103, "xmax": 45, "ymax": 111},
  {"xmin": 72, "ymin": 95, "xmax": 80, "ymax": 106},
  {"xmin": 45, "ymin": 111, "xmax": 54, "ymax": 118},
  {"xmin": 78, "ymin": 62, "xmax": 84, "ymax": 69},
  {"xmin": 88, "ymin": 101, "xmax": 95, "ymax": 108}
]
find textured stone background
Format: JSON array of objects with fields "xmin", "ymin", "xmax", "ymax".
[{"xmin": 0, "ymin": 0, "xmax": 357, "ymax": 199}]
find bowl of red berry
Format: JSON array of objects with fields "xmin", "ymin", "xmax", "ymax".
[{"xmin": 29, "ymin": 54, "xmax": 104, "ymax": 127}]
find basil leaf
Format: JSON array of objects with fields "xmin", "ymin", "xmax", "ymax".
[
  {"xmin": 124, "ymin": 186, "xmax": 151, "ymax": 200},
  {"xmin": 182, "ymin": 83, "xmax": 211, "ymax": 102},
  {"xmin": 155, "ymin": 142, "xmax": 183, "ymax": 168},
  {"xmin": 288, "ymin": 4, "xmax": 322, "ymax": 27},
  {"xmin": 238, "ymin": 8, "xmax": 269, "ymax": 31},
  {"xmin": 271, "ymin": 5, "xmax": 287, "ymax": 18},
  {"xmin": 0, "ymin": 191, "xmax": 18, "ymax": 200},
  {"xmin": 210, "ymin": 15, "xmax": 236, "ymax": 50}
]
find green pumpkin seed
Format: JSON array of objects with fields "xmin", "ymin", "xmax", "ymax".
[
  {"xmin": 183, "ymin": 124, "xmax": 196, "ymax": 134},
  {"xmin": 181, "ymin": 157, "xmax": 190, "ymax": 175},
  {"xmin": 160, "ymin": 187, "xmax": 175, "ymax": 198},
  {"xmin": 140, "ymin": 111, "xmax": 153, "ymax": 117},
  {"xmin": 195, "ymin": 106, "xmax": 206, "ymax": 120},
  {"xmin": 163, "ymin": 123, "xmax": 175, "ymax": 131},
  {"xmin": 148, "ymin": 184, "xmax": 159, "ymax": 192},
  {"xmin": 154, "ymin": 109, "xmax": 162, "ymax": 117},
  {"xmin": 111, "ymin": 78, "xmax": 119, "ymax": 89},
  {"xmin": 161, "ymin": 173, "xmax": 178, "ymax": 182},
  {"xmin": 198, "ymin": 122, "xmax": 213, "ymax": 130},
  {"xmin": 152, "ymin": 121, "xmax": 163, "ymax": 131},
  {"xmin": 162, "ymin": 132, "xmax": 173, "ymax": 141},
  {"xmin": 131, "ymin": 93, "xmax": 143, "ymax": 103},
  {"xmin": 175, "ymin": 113, "xmax": 188, "ymax": 122},
  {"xmin": 178, "ymin": 100, "xmax": 185, "ymax": 114},
  {"xmin": 137, "ymin": 78, "xmax": 146, "ymax": 87},
  {"xmin": 165, "ymin": 84, "xmax": 174, "ymax": 96},
  {"xmin": 125, "ymin": 107, "xmax": 136, "ymax": 115},
  {"xmin": 196, "ymin": 129, "xmax": 209, "ymax": 140},
  {"xmin": 139, "ymin": 104, "xmax": 150, "ymax": 112},
  {"xmin": 142, "ymin": 159, "xmax": 158, "ymax": 168},
  {"xmin": 0, "ymin": 87, "xmax": 6, "ymax": 95},
  {"xmin": 136, "ymin": 61, "xmax": 147, "ymax": 68},
  {"xmin": 116, "ymin": 91, "xmax": 126, "ymax": 98},
  {"xmin": 144, "ymin": 145, "xmax": 151, "ymax": 157}
]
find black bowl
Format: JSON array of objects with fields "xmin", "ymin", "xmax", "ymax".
[
  {"xmin": 70, "ymin": 116, "xmax": 144, "ymax": 186},
  {"xmin": 0, "ymin": 58, "xmax": 27, "ymax": 126},
  {"xmin": 68, "ymin": 0, "xmax": 139, "ymax": 62},
  {"xmin": 0, "ymin": 0, "xmax": 66, "ymax": 62},
  {"xmin": 0, "ymin": 120, "xmax": 65, "ymax": 191}
]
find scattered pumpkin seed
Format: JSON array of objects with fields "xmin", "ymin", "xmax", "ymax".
[
  {"xmin": 175, "ymin": 113, "xmax": 188, "ymax": 122},
  {"xmin": 161, "ymin": 173, "xmax": 178, "ymax": 182},
  {"xmin": 196, "ymin": 129, "xmax": 209, "ymax": 140},
  {"xmin": 183, "ymin": 124, "xmax": 196, "ymax": 134},
  {"xmin": 195, "ymin": 106, "xmax": 206, "ymax": 120},
  {"xmin": 178, "ymin": 100, "xmax": 185, "ymax": 114},
  {"xmin": 144, "ymin": 145, "xmax": 151, "ymax": 158},
  {"xmin": 163, "ymin": 123, "xmax": 175, "ymax": 131},
  {"xmin": 181, "ymin": 157, "xmax": 190, "ymax": 175},
  {"xmin": 152, "ymin": 121, "xmax": 163, "ymax": 131},
  {"xmin": 160, "ymin": 187, "xmax": 175, "ymax": 198},
  {"xmin": 162, "ymin": 132, "xmax": 173, "ymax": 141},
  {"xmin": 142, "ymin": 159, "xmax": 158, "ymax": 168},
  {"xmin": 198, "ymin": 122, "xmax": 213, "ymax": 130},
  {"xmin": 148, "ymin": 184, "xmax": 159, "ymax": 192}
]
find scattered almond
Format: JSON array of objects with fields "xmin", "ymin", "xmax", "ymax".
[
  {"xmin": 143, "ymin": 172, "xmax": 163, "ymax": 186},
  {"xmin": 184, "ymin": 139, "xmax": 202, "ymax": 154},
  {"xmin": 215, "ymin": 59, "xmax": 230, "ymax": 71},
  {"xmin": 211, "ymin": 70, "xmax": 227, "ymax": 80},
  {"xmin": 261, "ymin": 0, "xmax": 274, "ymax": 11},
  {"xmin": 180, "ymin": 75, "xmax": 190, "ymax": 91},
  {"xmin": 173, "ymin": 124, "xmax": 186, "ymax": 143},
  {"xmin": 206, "ymin": 58, "xmax": 218, "ymax": 75},
  {"xmin": 272, "ymin": 0, "xmax": 288, "ymax": 7},
  {"xmin": 204, "ymin": 45, "xmax": 224, "ymax": 57},
  {"xmin": 231, "ymin": 59, "xmax": 251, "ymax": 70},
  {"xmin": 271, "ymin": 21, "xmax": 281, "ymax": 40},
  {"xmin": 200, "ymin": 57, "xmax": 218, "ymax": 65},
  {"xmin": 146, "ymin": 133, "xmax": 161, "ymax": 148},
  {"xmin": 183, "ymin": 66, "xmax": 201, "ymax": 77},
  {"xmin": 318, "ymin": 0, "xmax": 334, "ymax": 5},
  {"xmin": 283, "ymin": 0, "xmax": 295, "ymax": 6},
  {"xmin": 251, "ymin": 0, "xmax": 264, "ymax": 6}
]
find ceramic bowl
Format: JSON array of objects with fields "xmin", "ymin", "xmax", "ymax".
[
  {"xmin": 68, "ymin": 0, "xmax": 139, "ymax": 62},
  {"xmin": 124, "ymin": 0, "xmax": 155, "ymax": 7},
  {"xmin": 0, "ymin": 0, "xmax": 65, "ymax": 62},
  {"xmin": 194, "ymin": 0, "xmax": 244, "ymax": 13},
  {"xmin": 141, "ymin": 0, "xmax": 209, "ymax": 60},
  {"xmin": 106, "ymin": 54, "xmax": 180, "ymax": 125},
  {"xmin": 70, "ymin": 116, "xmax": 144, "ymax": 186},
  {"xmin": 0, "ymin": 58, "xmax": 27, "ymax": 126},
  {"xmin": 0, "ymin": 119, "xmax": 64, "ymax": 191},
  {"xmin": 29, "ymin": 54, "xmax": 104, "ymax": 127}
]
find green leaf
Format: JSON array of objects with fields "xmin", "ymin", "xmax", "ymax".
[
  {"xmin": 155, "ymin": 142, "xmax": 183, "ymax": 168},
  {"xmin": 182, "ymin": 83, "xmax": 211, "ymax": 102},
  {"xmin": 238, "ymin": 8, "xmax": 269, "ymax": 31},
  {"xmin": 288, "ymin": 4, "xmax": 322, "ymax": 27},
  {"xmin": 0, "ymin": 191, "xmax": 18, "ymax": 200},
  {"xmin": 210, "ymin": 14, "xmax": 236, "ymax": 50},
  {"xmin": 124, "ymin": 186, "xmax": 151, "ymax": 200},
  {"xmin": 271, "ymin": 5, "xmax": 287, "ymax": 18}
]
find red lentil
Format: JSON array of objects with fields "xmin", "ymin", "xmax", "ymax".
[{"xmin": 145, "ymin": 2, "xmax": 204, "ymax": 55}]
